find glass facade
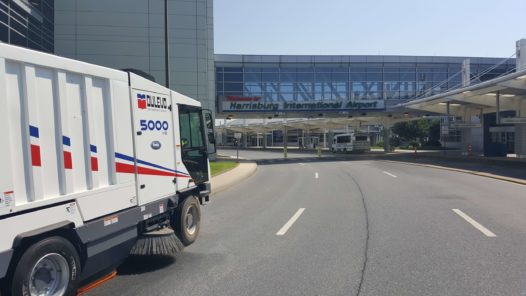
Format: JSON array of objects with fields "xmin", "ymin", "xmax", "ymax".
[
  {"xmin": 0, "ymin": 0, "xmax": 54, "ymax": 53},
  {"xmin": 215, "ymin": 55, "xmax": 515, "ymax": 113}
]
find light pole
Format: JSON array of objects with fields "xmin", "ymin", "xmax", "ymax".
[{"xmin": 164, "ymin": 0, "xmax": 170, "ymax": 88}]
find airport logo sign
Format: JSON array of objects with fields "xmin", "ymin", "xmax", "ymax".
[{"xmin": 220, "ymin": 96, "xmax": 384, "ymax": 112}]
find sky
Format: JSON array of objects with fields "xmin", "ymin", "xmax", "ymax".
[{"xmin": 214, "ymin": 0, "xmax": 526, "ymax": 58}]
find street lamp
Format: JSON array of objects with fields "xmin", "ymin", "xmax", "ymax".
[{"xmin": 164, "ymin": 0, "xmax": 170, "ymax": 88}]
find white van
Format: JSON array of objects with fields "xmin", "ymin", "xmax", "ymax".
[{"xmin": 331, "ymin": 133, "xmax": 371, "ymax": 153}]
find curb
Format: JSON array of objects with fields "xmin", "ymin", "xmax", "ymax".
[
  {"xmin": 380, "ymin": 160, "xmax": 526, "ymax": 186},
  {"xmin": 211, "ymin": 162, "xmax": 258, "ymax": 195}
]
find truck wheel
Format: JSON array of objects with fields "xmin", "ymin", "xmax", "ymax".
[
  {"xmin": 10, "ymin": 236, "xmax": 80, "ymax": 296},
  {"xmin": 173, "ymin": 196, "xmax": 201, "ymax": 246}
]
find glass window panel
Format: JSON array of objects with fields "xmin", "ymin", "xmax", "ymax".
[
  {"xmin": 399, "ymin": 68, "xmax": 416, "ymax": 72},
  {"xmin": 366, "ymin": 73, "xmax": 382, "ymax": 81},
  {"xmin": 350, "ymin": 67, "xmax": 367, "ymax": 72},
  {"xmin": 262, "ymin": 73, "xmax": 279, "ymax": 81},
  {"xmin": 216, "ymin": 83, "xmax": 223, "ymax": 91},
  {"xmin": 224, "ymin": 73, "xmax": 243, "ymax": 82},
  {"xmin": 367, "ymin": 92, "xmax": 382, "ymax": 100},
  {"xmin": 331, "ymin": 67, "xmax": 348, "ymax": 73},
  {"xmin": 296, "ymin": 67, "xmax": 314, "ymax": 72},
  {"xmin": 366, "ymin": 67, "xmax": 382, "ymax": 72},
  {"xmin": 296, "ymin": 82, "xmax": 313, "ymax": 93},
  {"xmin": 350, "ymin": 73, "xmax": 366, "ymax": 81},
  {"xmin": 333, "ymin": 91, "xmax": 346, "ymax": 99},
  {"xmin": 383, "ymin": 67, "xmax": 400, "ymax": 73},
  {"xmin": 279, "ymin": 93, "xmax": 294, "ymax": 101},
  {"xmin": 331, "ymin": 73, "xmax": 348, "ymax": 81},
  {"xmin": 297, "ymin": 91, "xmax": 313, "ymax": 101},
  {"xmin": 224, "ymin": 83, "xmax": 243, "ymax": 92},
  {"xmin": 432, "ymin": 73, "xmax": 447, "ymax": 81},
  {"xmin": 263, "ymin": 82, "xmax": 279, "ymax": 92},
  {"xmin": 10, "ymin": 30, "xmax": 27, "ymax": 47},
  {"xmin": 315, "ymin": 72, "xmax": 331, "ymax": 81},
  {"xmin": 333, "ymin": 82, "xmax": 347, "ymax": 92},
  {"xmin": 244, "ymin": 83, "xmax": 262, "ymax": 93},
  {"xmin": 351, "ymin": 82, "xmax": 365, "ymax": 92},
  {"xmin": 0, "ymin": 9, "xmax": 7, "ymax": 23},
  {"xmin": 400, "ymin": 72, "xmax": 415, "ymax": 81},
  {"xmin": 216, "ymin": 72, "xmax": 223, "ymax": 81},
  {"xmin": 296, "ymin": 72, "xmax": 314, "ymax": 81},
  {"xmin": 400, "ymin": 92, "xmax": 416, "ymax": 100},
  {"xmin": 244, "ymin": 67, "xmax": 261, "ymax": 72},
  {"xmin": 10, "ymin": 18, "xmax": 27, "ymax": 35},
  {"xmin": 264, "ymin": 92, "xmax": 278, "ymax": 101},
  {"xmin": 0, "ymin": 23, "xmax": 7, "ymax": 42},
  {"xmin": 223, "ymin": 67, "xmax": 242, "ymax": 72},
  {"xmin": 244, "ymin": 72, "xmax": 261, "ymax": 82},
  {"xmin": 261, "ymin": 67, "xmax": 279, "ymax": 72},
  {"xmin": 384, "ymin": 73, "xmax": 399, "ymax": 81},
  {"xmin": 224, "ymin": 91, "xmax": 243, "ymax": 96},
  {"xmin": 280, "ymin": 83, "xmax": 293, "ymax": 92},
  {"xmin": 280, "ymin": 72, "xmax": 296, "ymax": 82},
  {"xmin": 399, "ymin": 81, "xmax": 415, "ymax": 91},
  {"xmin": 384, "ymin": 82, "xmax": 401, "ymax": 91},
  {"xmin": 351, "ymin": 91, "xmax": 366, "ymax": 100}
]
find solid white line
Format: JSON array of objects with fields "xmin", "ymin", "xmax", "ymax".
[
  {"xmin": 315, "ymin": 172, "xmax": 319, "ymax": 179},
  {"xmin": 276, "ymin": 208, "xmax": 306, "ymax": 236},
  {"xmin": 452, "ymin": 209, "xmax": 497, "ymax": 237},
  {"xmin": 383, "ymin": 171, "xmax": 397, "ymax": 178}
]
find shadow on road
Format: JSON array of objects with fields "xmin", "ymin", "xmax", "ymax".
[{"xmin": 117, "ymin": 255, "xmax": 177, "ymax": 275}]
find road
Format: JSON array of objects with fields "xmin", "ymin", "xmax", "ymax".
[{"xmin": 87, "ymin": 150, "xmax": 526, "ymax": 296}]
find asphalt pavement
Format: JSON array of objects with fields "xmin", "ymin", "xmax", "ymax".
[{"xmin": 85, "ymin": 149, "xmax": 526, "ymax": 296}]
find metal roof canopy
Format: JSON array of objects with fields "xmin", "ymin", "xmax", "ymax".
[
  {"xmin": 402, "ymin": 69, "xmax": 526, "ymax": 117},
  {"xmin": 215, "ymin": 110, "xmax": 423, "ymax": 133}
]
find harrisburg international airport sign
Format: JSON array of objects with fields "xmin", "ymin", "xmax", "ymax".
[{"xmin": 219, "ymin": 96, "xmax": 385, "ymax": 113}]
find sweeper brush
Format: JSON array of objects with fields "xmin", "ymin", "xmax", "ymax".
[{"xmin": 130, "ymin": 227, "xmax": 185, "ymax": 256}]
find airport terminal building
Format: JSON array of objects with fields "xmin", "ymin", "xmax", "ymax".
[
  {"xmin": 214, "ymin": 54, "xmax": 519, "ymax": 152},
  {"xmin": 215, "ymin": 54, "xmax": 515, "ymax": 117}
]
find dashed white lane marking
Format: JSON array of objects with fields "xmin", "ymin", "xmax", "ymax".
[
  {"xmin": 299, "ymin": 163, "xmax": 305, "ymax": 166},
  {"xmin": 315, "ymin": 172, "xmax": 319, "ymax": 179},
  {"xmin": 382, "ymin": 171, "xmax": 397, "ymax": 178},
  {"xmin": 276, "ymin": 208, "xmax": 306, "ymax": 236},
  {"xmin": 452, "ymin": 209, "xmax": 497, "ymax": 237}
]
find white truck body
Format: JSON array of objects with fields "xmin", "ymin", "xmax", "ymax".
[
  {"xmin": 331, "ymin": 133, "xmax": 371, "ymax": 153},
  {"xmin": 0, "ymin": 43, "xmax": 214, "ymax": 287}
]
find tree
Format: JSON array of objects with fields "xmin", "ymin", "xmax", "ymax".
[{"xmin": 391, "ymin": 119, "xmax": 441, "ymax": 146}]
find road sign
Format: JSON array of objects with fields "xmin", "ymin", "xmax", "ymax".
[
  {"xmin": 501, "ymin": 117, "xmax": 526, "ymax": 124},
  {"xmin": 234, "ymin": 132, "xmax": 242, "ymax": 139}
]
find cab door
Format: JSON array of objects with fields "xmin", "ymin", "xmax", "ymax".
[
  {"xmin": 132, "ymin": 89, "xmax": 176, "ymax": 204},
  {"xmin": 178, "ymin": 105, "xmax": 209, "ymax": 184}
]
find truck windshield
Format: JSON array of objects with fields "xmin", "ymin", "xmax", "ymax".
[{"xmin": 337, "ymin": 136, "xmax": 351, "ymax": 143}]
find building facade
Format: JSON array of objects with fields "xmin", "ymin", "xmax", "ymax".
[
  {"xmin": 0, "ymin": 0, "xmax": 54, "ymax": 52},
  {"xmin": 215, "ymin": 55, "xmax": 515, "ymax": 117},
  {"xmin": 54, "ymin": 0, "xmax": 215, "ymax": 112}
]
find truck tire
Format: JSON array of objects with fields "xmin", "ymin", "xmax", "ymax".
[
  {"xmin": 173, "ymin": 196, "xmax": 201, "ymax": 246},
  {"xmin": 10, "ymin": 236, "xmax": 80, "ymax": 296}
]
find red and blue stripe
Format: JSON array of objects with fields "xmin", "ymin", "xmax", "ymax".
[
  {"xmin": 28, "ymin": 125, "xmax": 189, "ymax": 178},
  {"xmin": 115, "ymin": 152, "xmax": 190, "ymax": 178}
]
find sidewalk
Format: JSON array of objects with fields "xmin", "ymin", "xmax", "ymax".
[
  {"xmin": 211, "ymin": 161, "xmax": 257, "ymax": 195},
  {"xmin": 383, "ymin": 153, "xmax": 526, "ymax": 186}
]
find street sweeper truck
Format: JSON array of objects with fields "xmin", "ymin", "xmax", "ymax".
[{"xmin": 0, "ymin": 43, "xmax": 216, "ymax": 296}]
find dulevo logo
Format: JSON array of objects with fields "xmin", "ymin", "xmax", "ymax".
[{"xmin": 137, "ymin": 93, "xmax": 170, "ymax": 111}]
